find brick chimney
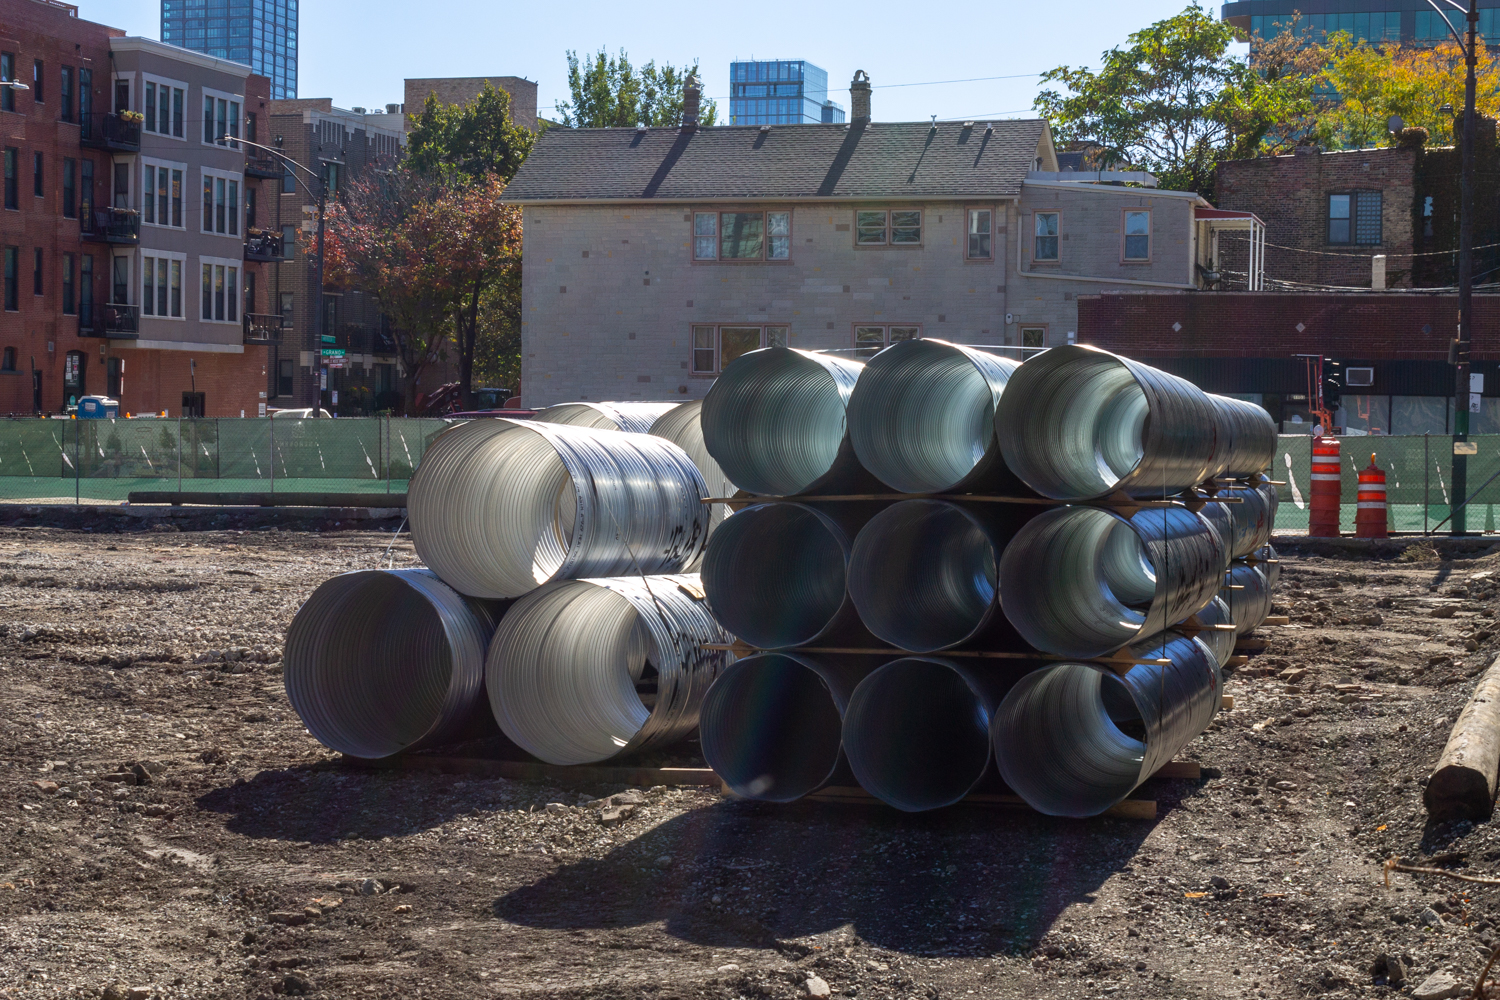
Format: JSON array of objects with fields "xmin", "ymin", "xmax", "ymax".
[
  {"xmin": 850, "ymin": 70, "xmax": 870, "ymax": 123},
  {"xmin": 682, "ymin": 73, "xmax": 701, "ymax": 130}
]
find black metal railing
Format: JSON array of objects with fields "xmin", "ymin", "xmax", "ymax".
[
  {"xmin": 81, "ymin": 303, "xmax": 139, "ymax": 338},
  {"xmin": 244, "ymin": 155, "xmax": 282, "ymax": 179},
  {"xmin": 243, "ymin": 312, "xmax": 287, "ymax": 343},
  {"xmin": 83, "ymin": 207, "xmax": 140, "ymax": 244},
  {"xmin": 244, "ymin": 230, "xmax": 283, "ymax": 261},
  {"xmin": 80, "ymin": 112, "xmax": 141, "ymax": 151}
]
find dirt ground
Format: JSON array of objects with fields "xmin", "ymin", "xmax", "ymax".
[{"xmin": 8, "ymin": 520, "xmax": 1500, "ymax": 999}]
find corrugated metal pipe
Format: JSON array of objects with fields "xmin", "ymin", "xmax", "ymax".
[
  {"xmin": 1207, "ymin": 394, "xmax": 1278, "ymax": 480},
  {"xmin": 701, "ymin": 347, "xmax": 883, "ymax": 496},
  {"xmin": 992, "ymin": 630, "xmax": 1221, "ymax": 817},
  {"xmin": 1217, "ymin": 477, "xmax": 1278, "ymax": 558},
  {"xmin": 846, "ymin": 499, "xmax": 1037, "ymax": 653},
  {"xmin": 1222, "ymin": 562, "xmax": 1273, "ymax": 636},
  {"xmin": 842, "ymin": 657, "xmax": 1015, "ymax": 812},
  {"xmin": 407, "ymin": 419, "xmax": 708, "ymax": 599},
  {"xmin": 485, "ymin": 574, "xmax": 730, "ymax": 765},
  {"xmin": 993, "ymin": 345, "xmax": 1217, "ymax": 501},
  {"xmin": 845, "ymin": 339, "xmax": 1029, "ymax": 494},
  {"xmin": 701, "ymin": 501, "xmax": 875, "ymax": 649},
  {"xmin": 649, "ymin": 399, "xmax": 738, "ymax": 558},
  {"xmin": 700, "ymin": 653, "xmax": 875, "ymax": 802},
  {"xmin": 1190, "ymin": 595, "xmax": 1237, "ymax": 668},
  {"xmin": 1255, "ymin": 543, "xmax": 1281, "ymax": 590},
  {"xmin": 534, "ymin": 401, "xmax": 682, "ymax": 434},
  {"xmin": 998, "ymin": 504, "xmax": 1226, "ymax": 658},
  {"xmin": 283, "ymin": 569, "xmax": 506, "ymax": 759}
]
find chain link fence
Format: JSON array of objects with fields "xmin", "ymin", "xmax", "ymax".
[{"xmin": 0, "ymin": 417, "xmax": 461, "ymax": 503}]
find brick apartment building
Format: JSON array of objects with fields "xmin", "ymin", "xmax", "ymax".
[
  {"xmin": 0, "ymin": 0, "xmax": 276, "ymax": 418},
  {"xmin": 1214, "ymin": 121, "xmax": 1500, "ymax": 290}
]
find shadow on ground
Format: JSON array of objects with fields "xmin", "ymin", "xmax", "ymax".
[{"xmin": 491, "ymin": 798, "xmax": 1151, "ymax": 956}]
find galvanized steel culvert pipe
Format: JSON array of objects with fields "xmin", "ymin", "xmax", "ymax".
[
  {"xmin": 1189, "ymin": 596, "xmax": 1236, "ymax": 668},
  {"xmin": 1207, "ymin": 394, "xmax": 1277, "ymax": 481},
  {"xmin": 699, "ymin": 653, "xmax": 874, "ymax": 802},
  {"xmin": 284, "ymin": 569, "xmax": 505, "ymax": 759},
  {"xmin": 1221, "ymin": 562, "xmax": 1272, "ymax": 636},
  {"xmin": 649, "ymin": 399, "xmax": 738, "ymax": 551},
  {"xmin": 535, "ymin": 401, "xmax": 682, "ymax": 434},
  {"xmin": 845, "ymin": 338, "xmax": 1025, "ymax": 494},
  {"xmin": 842, "ymin": 657, "xmax": 1011, "ymax": 812},
  {"xmin": 992, "ymin": 630, "xmax": 1221, "ymax": 818},
  {"xmin": 701, "ymin": 347, "xmax": 879, "ymax": 496},
  {"xmin": 407, "ymin": 419, "xmax": 708, "ymax": 599},
  {"xmin": 998, "ymin": 504, "xmax": 1226, "ymax": 658},
  {"xmin": 485, "ymin": 574, "xmax": 730, "ymax": 765},
  {"xmin": 701, "ymin": 502, "xmax": 870, "ymax": 649},
  {"xmin": 1254, "ymin": 544, "xmax": 1281, "ymax": 589},
  {"xmin": 993, "ymin": 345, "xmax": 1217, "ymax": 501},
  {"xmin": 1218, "ymin": 480, "xmax": 1277, "ymax": 558},
  {"xmin": 847, "ymin": 499, "xmax": 1035, "ymax": 653}
]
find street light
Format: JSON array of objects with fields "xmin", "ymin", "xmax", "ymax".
[
  {"xmin": 0, "ymin": 81, "xmax": 30, "ymax": 91},
  {"xmin": 1428, "ymin": 0, "xmax": 1480, "ymax": 535},
  {"xmin": 231, "ymin": 135, "xmax": 344, "ymax": 417}
]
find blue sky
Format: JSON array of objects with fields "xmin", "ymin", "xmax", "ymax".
[{"xmin": 76, "ymin": 0, "xmax": 1233, "ymax": 123}]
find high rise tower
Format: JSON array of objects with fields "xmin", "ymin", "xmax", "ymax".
[{"xmin": 161, "ymin": 0, "xmax": 297, "ymax": 99}]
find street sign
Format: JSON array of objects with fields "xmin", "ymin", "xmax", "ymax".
[
  {"xmin": 1456, "ymin": 441, "xmax": 1479, "ymax": 456},
  {"xmin": 320, "ymin": 348, "xmax": 345, "ymax": 357}
]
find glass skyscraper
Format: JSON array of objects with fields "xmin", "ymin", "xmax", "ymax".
[
  {"xmin": 161, "ymin": 0, "xmax": 297, "ymax": 99},
  {"xmin": 1224, "ymin": 2, "xmax": 1500, "ymax": 47},
  {"xmin": 729, "ymin": 60, "xmax": 844, "ymax": 126}
]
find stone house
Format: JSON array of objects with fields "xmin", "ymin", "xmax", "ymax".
[{"xmin": 503, "ymin": 73, "xmax": 1245, "ymax": 407}]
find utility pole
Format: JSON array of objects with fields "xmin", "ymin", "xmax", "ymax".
[{"xmin": 1433, "ymin": 0, "xmax": 1480, "ymax": 535}]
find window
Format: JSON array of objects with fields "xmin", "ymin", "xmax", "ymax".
[
  {"xmin": 276, "ymin": 358, "xmax": 294, "ymax": 397},
  {"xmin": 62, "ymin": 158, "xmax": 75, "ymax": 218},
  {"xmin": 690, "ymin": 324, "xmax": 788, "ymax": 373},
  {"xmin": 80, "ymin": 158, "xmax": 92, "ymax": 221},
  {"xmin": 321, "ymin": 160, "xmax": 339, "ymax": 197},
  {"xmin": 279, "ymin": 291, "xmax": 294, "ymax": 325},
  {"xmin": 3, "ymin": 148, "xmax": 15, "ymax": 210},
  {"xmin": 0, "ymin": 54, "xmax": 13, "ymax": 113},
  {"xmin": 1021, "ymin": 327, "xmax": 1046, "ymax": 359},
  {"xmin": 78, "ymin": 68, "xmax": 90, "ymax": 135},
  {"xmin": 31, "ymin": 151, "xmax": 41, "ymax": 198},
  {"xmin": 31, "ymin": 60, "xmax": 41, "ymax": 103},
  {"xmin": 1034, "ymin": 213, "xmax": 1060, "ymax": 261},
  {"xmin": 141, "ymin": 255, "xmax": 182, "ymax": 318},
  {"xmin": 112, "ymin": 162, "xmax": 128, "ymax": 209},
  {"xmin": 692, "ymin": 211, "xmax": 792, "ymax": 260},
  {"xmin": 61, "ymin": 253, "xmax": 74, "ymax": 314},
  {"xmin": 31, "ymin": 248, "xmax": 40, "ymax": 296},
  {"xmin": 172, "ymin": 86, "xmax": 183, "ymax": 137},
  {"xmin": 246, "ymin": 111, "xmax": 257, "ymax": 143},
  {"xmin": 144, "ymin": 82, "xmax": 155, "ymax": 131},
  {"xmin": 1123, "ymin": 210, "xmax": 1151, "ymax": 260},
  {"xmin": 143, "ymin": 161, "xmax": 185, "ymax": 228},
  {"xmin": 200, "ymin": 259, "xmax": 240, "ymax": 322},
  {"xmin": 282, "ymin": 161, "xmax": 296, "ymax": 194},
  {"xmin": 107, "ymin": 357, "xmax": 122, "ymax": 398},
  {"xmin": 203, "ymin": 94, "xmax": 214, "ymax": 143},
  {"xmin": 281, "ymin": 224, "xmax": 297, "ymax": 257},
  {"xmin": 245, "ymin": 186, "xmax": 256, "ymax": 229},
  {"xmin": 854, "ymin": 325, "xmax": 921, "ymax": 350},
  {"xmin": 967, "ymin": 209, "xmax": 992, "ymax": 260},
  {"xmin": 3, "ymin": 247, "xmax": 16, "ymax": 311},
  {"xmin": 1, "ymin": 347, "xmax": 13, "ymax": 371},
  {"xmin": 60, "ymin": 66, "xmax": 73, "ymax": 123},
  {"xmin": 1424, "ymin": 195, "xmax": 1435, "ymax": 238},
  {"xmin": 202, "ymin": 89, "xmax": 242, "ymax": 146},
  {"xmin": 856, "ymin": 209, "xmax": 922, "ymax": 246},
  {"xmin": 111, "ymin": 255, "xmax": 127, "ymax": 305},
  {"xmin": 1329, "ymin": 192, "xmax": 1382, "ymax": 245},
  {"xmin": 80, "ymin": 255, "xmax": 92, "ymax": 328},
  {"xmin": 201, "ymin": 169, "xmax": 240, "ymax": 235}
]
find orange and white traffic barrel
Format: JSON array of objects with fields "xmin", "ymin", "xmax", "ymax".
[
  {"xmin": 1310, "ymin": 436, "xmax": 1342, "ymax": 537},
  {"xmin": 1355, "ymin": 454, "xmax": 1388, "ymax": 539}
]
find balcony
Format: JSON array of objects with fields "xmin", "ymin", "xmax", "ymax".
[
  {"xmin": 80, "ymin": 112, "xmax": 142, "ymax": 152},
  {"xmin": 243, "ymin": 312, "xmax": 287, "ymax": 344},
  {"xmin": 245, "ymin": 155, "xmax": 282, "ymax": 179},
  {"xmin": 244, "ymin": 230, "xmax": 284, "ymax": 262},
  {"xmin": 80, "ymin": 304, "xmax": 140, "ymax": 339},
  {"xmin": 83, "ymin": 207, "xmax": 140, "ymax": 244}
]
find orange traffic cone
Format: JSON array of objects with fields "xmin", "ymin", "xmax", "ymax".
[{"xmin": 1355, "ymin": 454, "xmax": 1388, "ymax": 539}]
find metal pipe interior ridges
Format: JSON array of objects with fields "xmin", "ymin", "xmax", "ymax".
[
  {"xmin": 701, "ymin": 346, "xmax": 867, "ymax": 496},
  {"xmin": 485, "ymin": 574, "xmax": 730, "ymax": 765},
  {"xmin": 992, "ymin": 630, "xmax": 1221, "ymax": 818},
  {"xmin": 649, "ymin": 400, "xmax": 738, "ymax": 558},
  {"xmin": 998, "ymin": 504, "xmax": 1225, "ymax": 658},
  {"xmin": 1207, "ymin": 394, "xmax": 1278, "ymax": 481},
  {"xmin": 845, "ymin": 338, "xmax": 1021, "ymax": 494},
  {"xmin": 993, "ymin": 344, "xmax": 1217, "ymax": 501},
  {"xmin": 699, "ymin": 653, "xmax": 871, "ymax": 803},
  {"xmin": 847, "ymin": 499, "xmax": 1030, "ymax": 653},
  {"xmin": 701, "ymin": 502, "xmax": 861, "ymax": 649},
  {"xmin": 1190, "ymin": 596, "xmax": 1236, "ymax": 668},
  {"xmin": 1222, "ymin": 562, "xmax": 1272, "ymax": 636},
  {"xmin": 534, "ymin": 401, "xmax": 682, "ymax": 434},
  {"xmin": 842, "ymin": 657, "xmax": 1003, "ymax": 812},
  {"xmin": 1219, "ymin": 480, "xmax": 1277, "ymax": 558},
  {"xmin": 283, "ymin": 569, "xmax": 504, "ymax": 759},
  {"xmin": 407, "ymin": 418, "xmax": 708, "ymax": 599}
]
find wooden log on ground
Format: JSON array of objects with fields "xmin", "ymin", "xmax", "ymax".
[{"xmin": 1426, "ymin": 656, "xmax": 1500, "ymax": 822}]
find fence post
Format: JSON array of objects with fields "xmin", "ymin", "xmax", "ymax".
[
  {"xmin": 386, "ymin": 413, "xmax": 391, "ymax": 495},
  {"xmin": 269, "ymin": 413, "xmax": 275, "ymax": 494},
  {"xmin": 73, "ymin": 420, "xmax": 79, "ymax": 507},
  {"xmin": 177, "ymin": 416, "xmax": 182, "ymax": 495},
  {"xmin": 1425, "ymin": 433, "xmax": 1431, "ymax": 535}
]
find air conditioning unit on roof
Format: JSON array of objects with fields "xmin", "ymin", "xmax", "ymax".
[{"xmin": 1345, "ymin": 367, "xmax": 1374, "ymax": 387}]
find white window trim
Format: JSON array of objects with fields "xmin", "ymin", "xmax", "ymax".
[
  {"xmin": 199, "ymin": 167, "xmax": 242, "ymax": 239},
  {"xmin": 140, "ymin": 250, "xmax": 187, "ymax": 321},
  {"xmin": 1033, "ymin": 211, "xmax": 1061, "ymax": 263},
  {"xmin": 1122, "ymin": 208, "xmax": 1152, "ymax": 262},
  {"xmin": 141, "ymin": 74, "xmax": 188, "ymax": 140},
  {"xmin": 198, "ymin": 254, "xmax": 242, "ymax": 325},
  {"xmin": 200, "ymin": 86, "xmax": 244, "ymax": 148},
  {"xmin": 141, "ymin": 157, "xmax": 187, "ymax": 229},
  {"xmin": 965, "ymin": 206, "xmax": 994, "ymax": 261}
]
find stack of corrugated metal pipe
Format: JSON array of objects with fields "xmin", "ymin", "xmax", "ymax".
[
  {"xmin": 696, "ymin": 341, "xmax": 1281, "ymax": 817},
  {"xmin": 280, "ymin": 399, "xmax": 745, "ymax": 766}
]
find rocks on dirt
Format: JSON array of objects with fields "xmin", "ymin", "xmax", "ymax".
[
  {"xmin": 1419, "ymin": 907, "xmax": 1444, "ymax": 930},
  {"xmin": 1355, "ymin": 613, "xmax": 1384, "ymax": 626},
  {"xmin": 1278, "ymin": 667, "xmax": 1309, "ymax": 684},
  {"xmin": 31, "ymin": 780, "xmax": 58, "ymax": 794},
  {"xmin": 595, "ymin": 790, "xmax": 646, "ymax": 827},
  {"xmin": 359, "ymin": 878, "xmax": 384, "ymax": 896},
  {"xmin": 276, "ymin": 973, "xmax": 314, "ymax": 996},
  {"xmin": 1412, "ymin": 971, "xmax": 1462, "ymax": 1000},
  {"xmin": 268, "ymin": 911, "xmax": 308, "ymax": 927},
  {"xmin": 1317, "ymin": 965, "xmax": 1357, "ymax": 991},
  {"xmin": 1375, "ymin": 954, "xmax": 1410, "ymax": 985},
  {"xmin": 805, "ymin": 976, "xmax": 832, "ymax": 997},
  {"xmin": 1431, "ymin": 606, "xmax": 1460, "ymax": 619}
]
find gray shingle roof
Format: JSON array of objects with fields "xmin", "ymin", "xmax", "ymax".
[{"xmin": 504, "ymin": 120, "xmax": 1050, "ymax": 202}]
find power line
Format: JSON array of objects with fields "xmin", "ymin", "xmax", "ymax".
[{"xmin": 1218, "ymin": 233, "xmax": 1500, "ymax": 259}]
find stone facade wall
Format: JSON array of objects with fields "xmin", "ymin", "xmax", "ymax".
[{"xmin": 403, "ymin": 76, "xmax": 538, "ymax": 131}]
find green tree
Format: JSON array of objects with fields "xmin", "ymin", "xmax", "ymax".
[
  {"xmin": 556, "ymin": 48, "xmax": 718, "ymax": 127},
  {"xmin": 1034, "ymin": 4, "xmax": 1317, "ymax": 194},
  {"xmin": 405, "ymin": 81, "xmax": 535, "ymax": 183}
]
